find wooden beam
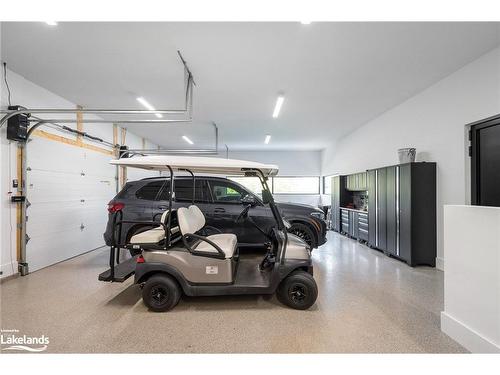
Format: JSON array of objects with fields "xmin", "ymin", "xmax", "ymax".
[
  {"xmin": 113, "ymin": 124, "xmax": 118, "ymax": 149},
  {"xmin": 120, "ymin": 128, "xmax": 127, "ymax": 187},
  {"xmin": 31, "ymin": 129, "xmax": 113, "ymax": 156},
  {"xmin": 76, "ymin": 105, "xmax": 84, "ymax": 144}
]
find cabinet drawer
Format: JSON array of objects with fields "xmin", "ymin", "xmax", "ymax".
[
  {"xmin": 358, "ymin": 218, "xmax": 368, "ymax": 225},
  {"xmin": 358, "ymin": 227, "xmax": 369, "ymax": 241}
]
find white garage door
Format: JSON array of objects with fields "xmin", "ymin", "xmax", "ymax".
[{"xmin": 26, "ymin": 137, "xmax": 116, "ymax": 272}]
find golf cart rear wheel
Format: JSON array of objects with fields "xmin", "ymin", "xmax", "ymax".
[
  {"xmin": 277, "ymin": 271, "xmax": 318, "ymax": 310},
  {"xmin": 142, "ymin": 274, "xmax": 181, "ymax": 312},
  {"xmin": 289, "ymin": 223, "xmax": 316, "ymax": 248}
]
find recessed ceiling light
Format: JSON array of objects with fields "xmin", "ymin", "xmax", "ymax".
[
  {"xmin": 182, "ymin": 135, "xmax": 194, "ymax": 145},
  {"xmin": 272, "ymin": 95, "xmax": 285, "ymax": 118},
  {"xmin": 300, "ymin": 21, "xmax": 311, "ymax": 25},
  {"xmin": 264, "ymin": 135, "xmax": 271, "ymax": 144},
  {"xmin": 136, "ymin": 97, "xmax": 163, "ymax": 118},
  {"xmin": 46, "ymin": 21, "xmax": 58, "ymax": 26}
]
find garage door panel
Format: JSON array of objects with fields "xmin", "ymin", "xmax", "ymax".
[
  {"xmin": 27, "ymin": 227, "xmax": 96, "ymax": 272},
  {"xmin": 28, "ymin": 138, "xmax": 86, "ymax": 173},
  {"xmin": 25, "ymin": 136, "xmax": 116, "ymax": 272},
  {"xmin": 28, "ymin": 172, "xmax": 115, "ymax": 203},
  {"xmin": 28, "ymin": 201, "xmax": 85, "ymax": 237}
]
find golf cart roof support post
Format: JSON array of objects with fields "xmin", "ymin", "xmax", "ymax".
[
  {"xmin": 179, "ymin": 168, "xmax": 196, "ymax": 204},
  {"xmin": 166, "ymin": 165, "xmax": 174, "ymax": 248},
  {"xmin": 253, "ymin": 169, "xmax": 288, "ymax": 265}
]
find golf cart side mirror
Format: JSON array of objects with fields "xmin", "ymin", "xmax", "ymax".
[{"xmin": 241, "ymin": 194, "xmax": 257, "ymax": 206}]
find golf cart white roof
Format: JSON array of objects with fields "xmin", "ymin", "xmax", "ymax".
[{"xmin": 110, "ymin": 155, "xmax": 279, "ymax": 176}]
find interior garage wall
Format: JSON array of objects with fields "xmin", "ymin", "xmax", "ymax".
[
  {"xmin": 0, "ymin": 67, "xmax": 158, "ymax": 277},
  {"xmin": 321, "ymin": 47, "xmax": 500, "ymax": 270},
  {"xmin": 225, "ymin": 150, "xmax": 323, "ymax": 206}
]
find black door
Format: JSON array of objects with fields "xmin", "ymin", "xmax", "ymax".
[
  {"xmin": 207, "ymin": 179, "xmax": 271, "ymax": 245},
  {"xmin": 471, "ymin": 116, "xmax": 500, "ymax": 207}
]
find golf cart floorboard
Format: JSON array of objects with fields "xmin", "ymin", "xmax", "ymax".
[
  {"xmin": 98, "ymin": 256, "xmax": 137, "ymax": 282},
  {"xmin": 233, "ymin": 259, "xmax": 272, "ymax": 288}
]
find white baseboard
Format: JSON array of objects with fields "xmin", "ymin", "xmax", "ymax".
[
  {"xmin": 441, "ymin": 311, "xmax": 500, "ymax": 353},
  {"xmin": 436, "ymin": 256, "xmax": 444, "ymax": 270},
  {"xmin": 1, "ymin": 260, "xmax": 18, "ymax": 279}
]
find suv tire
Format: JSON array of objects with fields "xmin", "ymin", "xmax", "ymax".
[{"xmin": 289, "ymin": 223, "xmax": 316, "ymax": 248}]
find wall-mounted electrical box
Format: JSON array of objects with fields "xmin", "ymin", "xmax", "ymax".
[{"xmin": 7, "ymin": 105, "xmax": 29, "ymax": 141}]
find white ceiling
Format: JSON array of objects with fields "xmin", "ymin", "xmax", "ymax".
[{"xmin": 2, "ymin": 22, "xmax": 500, "ymax": 150}]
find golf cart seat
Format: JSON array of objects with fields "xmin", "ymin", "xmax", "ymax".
[
  {"xmin": 130, "ymin": 210, "xmax": 179, "ymax": 244},
  {"xmin": 177, "ymin": 205, "xmax": 237, "ymax": 259}
]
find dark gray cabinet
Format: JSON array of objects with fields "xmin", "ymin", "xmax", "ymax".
[
  {"xmin": 331, "ymin": 175, "xmax": 348, "ymax": 232},
  {"xmin": 357, "ymin": 211, "xmax": 369, "ymax": 241},
  {"xmin": 340, "ymin": 208, "xmax": 368, "ymax": 241},
  {"xmin": 346, "ymin": 172, "xmax": 368, "ymax": 191},
  {"xmin": 368, "ymin": 162, "xmax": 436, "ymax": 267},
  {"xmin": 369, "ymin": 167, "xmax": 387, "ymax": 251},
  {"xmin": 340, "ymin": 208, "xmax": 350, "ymax": 234}
]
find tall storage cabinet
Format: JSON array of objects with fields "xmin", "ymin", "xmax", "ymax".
[
  {"xmin": 368, "ymin": 162, "xmax": 436, "ymax": 267},
  {"xmin": 331, "ymin": 175, "xmax": 348, "ymax": 232}
]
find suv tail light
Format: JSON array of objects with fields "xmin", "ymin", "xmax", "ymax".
[
  {"xmin": 136, "ymin": 255, "xmax": 145, "ymax": 263},
  {"xmin": 108, "ymin": 202, "xmax": 125, "ymax": 213}
]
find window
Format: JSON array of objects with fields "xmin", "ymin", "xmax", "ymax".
[
  {"xmin": 272, "ymin": 176, "xmax": 320, "ymax": 194},
  {"xmin": 323, "ymin": 175, "xmax": 335, "ymax": 194},
  {"xmin": 136, "ymin": 180, "xmax": 171, "ymax": 201},
  {"xmin": 174, "ymin": 179, "xmax": 211, "ymax": 203},
  {"xmin": 228, "ymin": 176, "xmax": 263, "ymax": 196},
  {"xmin": 209, "ymin": 180, "xmax": 248, "ymax": 203}
]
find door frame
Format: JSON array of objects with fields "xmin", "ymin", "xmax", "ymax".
[{"xmin": 468, "ymin": 114, "xmax": 500, "ymax": 206}]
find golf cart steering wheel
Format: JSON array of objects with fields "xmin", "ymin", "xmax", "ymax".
[{"xmin": 236, "ymin": 204, "xmax": 251, "ymax": 223}]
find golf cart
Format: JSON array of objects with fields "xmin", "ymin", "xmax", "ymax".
[{"xmin": 99, "ymin": 155, "xmax": 318, "ymax": 311}]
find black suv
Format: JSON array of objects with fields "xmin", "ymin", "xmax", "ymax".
[{"xmin": 104, "ymin": 176, "xmax": 327, "ymax": 249}]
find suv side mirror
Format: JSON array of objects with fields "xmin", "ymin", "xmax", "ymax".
[{"xmin": 241, "ymin": 194, "xmax": 257, "ymax": 206}]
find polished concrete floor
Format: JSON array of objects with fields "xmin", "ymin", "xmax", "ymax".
[{"xmin": 0, "ymin": 231, "xmax": 466, "ymax": 353}]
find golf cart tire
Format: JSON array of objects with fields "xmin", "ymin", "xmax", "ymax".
[
  {"xmin": 142, "ymin": 274, "xmax": 181, "ymax": 312},
  {"xmin": 289, "ymin": 223, "xmax": 317, "ymax": 249},
  {"xmin": 277, "ymin": 271, "xmax": 318, "ymax": 310}
]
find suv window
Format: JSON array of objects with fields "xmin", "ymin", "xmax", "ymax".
[
  {"xmin": 209, "ymin": 180, "xmax": 248, "ymax": 203},
  {"xmin": 135, "ymin": 181, "xmax": 171, "ymax": 201},
  {"xmin": 174, "ymin": 179, "xmax": 212, "ymax": 203}
]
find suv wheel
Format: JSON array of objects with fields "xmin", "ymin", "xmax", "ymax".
[{"xmin": 288, "ymin": 223, "xmax": 316, "ymax": 248}]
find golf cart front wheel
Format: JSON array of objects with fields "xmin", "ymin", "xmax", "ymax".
[
  {"xmin": 277, "ymin": 271, "xmax": 318, "ymax": 310},
  {"xmin": 142, "ymin": 274, "xmax": 181, "ymax": 312}
]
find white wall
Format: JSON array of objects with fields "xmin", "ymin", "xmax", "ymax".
[
  {"xmin": 321, "ymin": 47, "xmax": 500, "ymax": 269},
  {"xmin": 0, "ymin": 67, "xmax": 158, "ymax": 277},
  {"xmin": 441, "ymin": 205, "xmax": 500, "ymax": 352},
  {"xmin": 225, "ymin": 150, "xmax": 323, "ymax": 206}
]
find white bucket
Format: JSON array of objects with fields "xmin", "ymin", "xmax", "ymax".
[{"xmin": 398, "ymin": 148, "xmax": 416, "ymax": 163}]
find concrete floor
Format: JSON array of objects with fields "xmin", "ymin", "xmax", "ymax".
[{"xmin": 0, "ymin": 231, "xmax": 466, "ymax": 353}]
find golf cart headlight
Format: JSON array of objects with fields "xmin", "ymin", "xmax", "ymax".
[
  {"xmin": 283, "ymin": 219, "xmax": 291, "ymax": 229},
  {"xmin": 310, "ymin": 211, "xmax": 324, "ymax": 220}
]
